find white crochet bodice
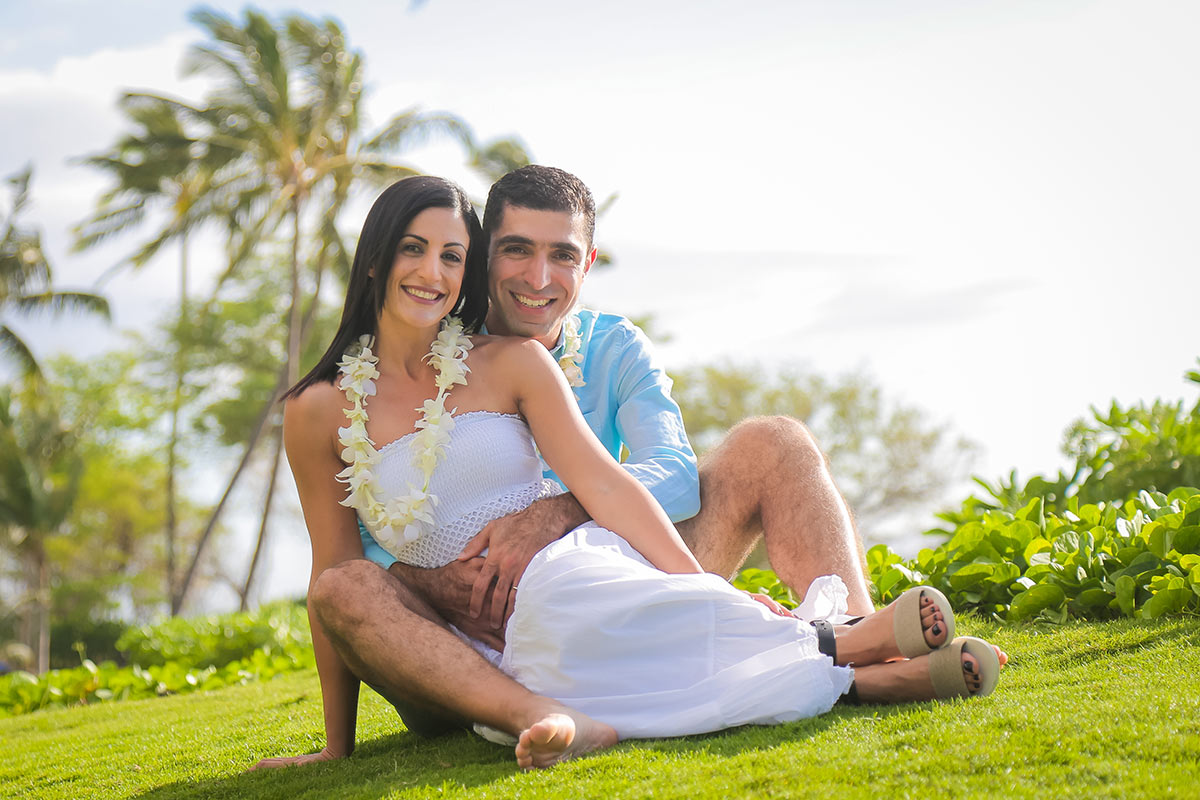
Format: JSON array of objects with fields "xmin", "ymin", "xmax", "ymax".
[{"xmin": 365, "ymin": 411, "xmax": 561, "ymax": 567}]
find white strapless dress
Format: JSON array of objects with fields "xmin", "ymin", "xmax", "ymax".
[{"xmin": 363, "ymin": 412, "xmax": 855, "ymax": 739}]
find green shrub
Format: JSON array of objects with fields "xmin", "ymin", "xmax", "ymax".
[
  {"xmin": 736, "ymin": 488, "xmax": 1200, "ymax": 624},
  {"xmin": 867, "ymin": 487, "xmax": 1200, "ymax": 622},
  {"xmin": 0, "ymin": 601, "xmax": 314, "ymax": 717},
  {"xmin": 116, "ymin": 600, "xmax": 310, "ymax": 669}
]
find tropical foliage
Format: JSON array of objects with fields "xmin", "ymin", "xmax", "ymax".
[
  {"xmin": 1, "ymin": 167, "xmax": 109, "ymax": 378},
  {"xmin": 939, "ymin": 360, "xmax": 1200, "ymax": 526},
  {"xmin": 672, "ymin": 363, "xmax": 975, "ymax": 534},
  {"xmin": 0, "ymin": 602, "xmax": 311, "ymax": 716},
  {"xmin": 869, "ymin": 487, "xmax": 1200, "ymax": 621},
  {"xmin": 0, "ymin": 384, "xmax": 84, "ymax": 674}
]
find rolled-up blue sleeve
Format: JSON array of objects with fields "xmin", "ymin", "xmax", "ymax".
[
  {"xmin": 359, "ymin": 518, "xmax": 398, "ymax": 568},
  {"xmin": 610, "ymin": 323, "xmax": 701, "ymax": 522}
]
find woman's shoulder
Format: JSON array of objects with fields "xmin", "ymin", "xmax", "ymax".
[
  {"xmin": 468, "ymin": 334, "xmax": 552, "ymax": 367},
  {"xmin": 284, "ymin": 379, "xmax": 345, "ymax": 424}
]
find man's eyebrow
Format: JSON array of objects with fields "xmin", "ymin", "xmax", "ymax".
[
  {"xmin": 494, "ymin": 233, "xmax": 581, "ymax": 256},
  {"xmin": 401, "ymin": 233, "xmax": 465, "ymax": 249}
]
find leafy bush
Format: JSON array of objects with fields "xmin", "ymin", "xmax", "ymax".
[
  {"xmin": 940, "ymin": 359, "xmax": 1200, "ymax": 527},
  {"xmin": 735, "ymin": 488, "xmax": 1200, "ymax": 624},
  {"xmin": 0, "ymin": 601, "xmax": 314, "ymax": 717},
  {"xmin": 116, "ymin": 601, "xmax": 310, "ymax": 669},
  {"xmin": 0, "ymin": 645, "xmax": 314, "ymax": 717},
  {"xmin": 869, "ymin": 487, "xmax": 1200, "ymax": 622}
]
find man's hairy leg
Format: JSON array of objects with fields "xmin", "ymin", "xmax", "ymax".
[
  {"xmin": 310, "ymin": 560, "xmax": 616, "ymax": 764},
  {"xmin": 675, "ymin": 416, "xmax": 875, "ymax": 616}
]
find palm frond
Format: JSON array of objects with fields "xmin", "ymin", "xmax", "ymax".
[
  {"xmin": 72, "ymin": 199, "xmax": 148, "ymax": 252},
  {"xmin": 10, "ymin": 291, "xmax": 111, "ymax": 322},
  {"xmin": 352, "ymin": 161, "xmax": 422, "ymax": 190},
  {"xmin": 0, "ymin": 324, "xmax": 41, "ymax": 379},
  {"xmin": 469, "ymin": 136, "xmax": 534, "ymax": 183},
  {"xmin": 363, "ymin": 110, "xmax": 473, "ymax": 155}
]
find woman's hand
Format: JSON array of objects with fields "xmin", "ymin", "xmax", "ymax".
[
  {"xmin": 744, "ymin": 591, "xmax": 795, "ymax": 618},
  {"xmin": 248, "ymin": 747, "xmax": 344, "ymax": 771}
]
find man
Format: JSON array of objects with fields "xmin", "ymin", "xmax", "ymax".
[
  {"xmin": 381, "ymin": 165, "xmax": 874, "ymax": 645},
  {"xmin": 274, "ymin": 167, "xmax": 874, "ymax": 772}
]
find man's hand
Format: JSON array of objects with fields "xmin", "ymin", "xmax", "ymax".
[
  {"xmin": 458, "ymin": 494, "xmax": 589, "ymax": 630},
  {"xmin": 388, "ymin": 559, "xmax": 507, "ymax": 650},
  {"xmin": 248, "ymin": 747, "xmax": 343, "ymax": 771}
]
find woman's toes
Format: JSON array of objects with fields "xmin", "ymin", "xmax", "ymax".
[
  {"xmin": 922, "ymin": 606, "xmax": 946, "ymax": 647},
  {"xmin": 962, "ymin": 652, "xmax": 981, "ymax": 694}
]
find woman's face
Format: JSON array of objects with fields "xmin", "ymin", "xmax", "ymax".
[{"xmin": 381, "ymin": 206, "xmax": 470, "ymax": 331}]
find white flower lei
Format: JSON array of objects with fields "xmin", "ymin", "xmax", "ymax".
[
  {"xmin": 334, "ymin": 317, "xmax": 472, "ymax": 556},
  {"xmin": 558, "ymin": 311, "xmax": 585, "ymax": 388}
]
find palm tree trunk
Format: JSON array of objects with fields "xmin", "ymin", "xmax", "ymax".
[
  {"xmin": 172, "ymin": 363, "xmax": 288, "ymax": 614},
  {"xmin": 174, "ymin": 227, "xmax": 324, "ymax": 614},
  {"xmin": 238, "ymin": 422, "xmax": 284, "ymax": 611},
  {"xmin": 286, "ymin": 199, "xmax": 303, "ymax": 385},
  {"xmin": 165, "ymin": 233, "xmax": 189, "ymax": 609},
  {"xmin": 32, "ymin": 541, "xmax": 49, "ymax": 674}
]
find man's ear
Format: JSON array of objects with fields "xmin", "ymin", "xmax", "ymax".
[{"xmin": 583, "ymin": 247, "xmax": 598, "ymax": 276}]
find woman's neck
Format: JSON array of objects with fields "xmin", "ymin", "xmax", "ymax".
[{"xmin": 373, "ymin": 320, "xmax": 440, "ymax": 380}]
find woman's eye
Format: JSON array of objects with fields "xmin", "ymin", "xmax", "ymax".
[
  {"xmin": 442, "ymin": 251, "xmax": 463, "ymax": 264},
  {"xmin": 402, "ymin": 243, "xmax": 422, "ymax": 254}
]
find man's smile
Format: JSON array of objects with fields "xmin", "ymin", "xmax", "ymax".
[{"xmin": 512, "ymin": 292, "xmax": 553, "ymax": 309}]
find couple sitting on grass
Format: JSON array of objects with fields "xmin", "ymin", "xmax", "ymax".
[{"xmin": 257, "ymin": 166, "xmax": 1007, "ymax": 771}]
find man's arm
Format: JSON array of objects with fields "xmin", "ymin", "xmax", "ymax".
[
  {"xmin": 610, "ymin": 321, "xmax": 701, "ymax": 522},
  {"xmin": 458, "ymin": 316, "xmax": 702, "ymax": 627}
]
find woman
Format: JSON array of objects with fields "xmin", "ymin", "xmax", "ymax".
[{"xmin": 264, "ymin": 175, "xmax": 1003, "ymax": 771}]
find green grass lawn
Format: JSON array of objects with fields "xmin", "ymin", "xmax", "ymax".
[{"xmin": 4, "ymin": 617, "xmax": 1199, "ymax": 800}]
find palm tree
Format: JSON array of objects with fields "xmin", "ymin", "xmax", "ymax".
[
  {"xmin": 0, "ymin": 384, "xmax": 83, "ymax": 674},
  {"xmin": 1, "ymin": 167, "xmax": 110, "ymax": 379},
  {"xmin": 170, "ymin": 9, "xmax": 477, "ymax": 611},
  {"xmin": 74, "ymin": 95, "xmax": 240, "ymax": 612}
]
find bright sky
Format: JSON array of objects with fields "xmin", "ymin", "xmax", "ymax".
[{"xmin": 2, "ymin": 1, "xmax": 1198, "ymax": 601}]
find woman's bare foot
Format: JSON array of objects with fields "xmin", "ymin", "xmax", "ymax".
[
  {"xmin": 833, "ymin": 590, "xmax": 950, "ymax": 666},
  {"xmin": 851, "ymin": 643, "xmax": 1006, "ymax": 703},
  {"xmin": 514, "ymin": 710, "xmax": 618, "ymax": 770}
]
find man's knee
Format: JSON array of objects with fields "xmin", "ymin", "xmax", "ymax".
[
  {"xmin": 310, "ymin": 558, "xmax": 392, "ymax": 631},
  {"xmin": 722, "ymin": 415, "xmax": 825, "ymax": 468}
]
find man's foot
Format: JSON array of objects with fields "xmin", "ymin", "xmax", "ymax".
[
  {"xmin": 833, "ymin": 588, "xmax": 950, "ymax": 666},
  {"xmin": 851, "ymin": 642, "xmax": 1007, "ymax": 703},
  {"xmin": 514, "ymin": 711, "xmax": 618, "ymax": 770}
]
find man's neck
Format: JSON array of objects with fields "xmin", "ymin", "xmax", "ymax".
[{"xmin": 485, "ymin": 315, "xmax": 562, "ymax": 352}]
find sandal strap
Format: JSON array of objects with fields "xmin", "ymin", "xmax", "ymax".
[
  {"xmin": 809, "ymin": 619, "xmax": 837, "ymax": 662},
  {"xmin": 811, "ymin": 619, "xmax": 862, "ymax": 705}
]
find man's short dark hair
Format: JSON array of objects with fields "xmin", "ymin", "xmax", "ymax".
[{"xmin": 482, "ymin": 165, "xmax": 596, "ymax": 247}]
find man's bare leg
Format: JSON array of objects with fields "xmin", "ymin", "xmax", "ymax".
[
  {"xmin": 310, "ymin": 560, "xmax": 617, "ymax": 768},
  {"xmin": 675, "ymin": 416, "xmax": 875, "ymax": 616}
]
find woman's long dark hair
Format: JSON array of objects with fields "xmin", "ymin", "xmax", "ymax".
[{"xmin": 286, "ymin": 176, "xmax": 488, "ymax": 400}]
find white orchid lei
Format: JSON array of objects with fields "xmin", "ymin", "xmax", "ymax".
[
  {"xmin": 558, "ymin": 311, "xmax": 585, "ymax": 388},
  {"xmin": 334, "ymin": 317, "xmax": 472, "ymax": 556}
]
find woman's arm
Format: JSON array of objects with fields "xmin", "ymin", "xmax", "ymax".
[
  {"xmin": 252, "ymin": 386, "xmax": 365, "ymax": 768},
  {"xmin": 503, "ymin": 340, "xmax": 703, "ymax": 575}
]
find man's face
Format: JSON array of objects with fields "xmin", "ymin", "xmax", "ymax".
[{"xmin": 485, "ymin": 204, "xmax": 596, "ymax": 349}]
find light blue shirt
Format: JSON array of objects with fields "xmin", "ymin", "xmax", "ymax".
[{"xmin": 359, "ymin": 308, "xmax": 701, "ymax": 567}]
